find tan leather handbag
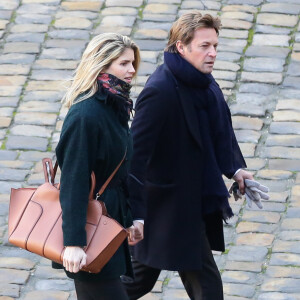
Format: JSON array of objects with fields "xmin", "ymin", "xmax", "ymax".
[{"xmin": 8, "ymin": 156, "xmax": 128, "ymax": 274}]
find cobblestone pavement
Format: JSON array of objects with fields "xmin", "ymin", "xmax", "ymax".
[{"xmin": 0, "ymin": 0, "xmax": 300, "ymax": 299}]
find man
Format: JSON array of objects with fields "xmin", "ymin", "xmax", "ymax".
[{"xmin": 124, "ymin": 12, "xmax": 253, "ymax": 299}]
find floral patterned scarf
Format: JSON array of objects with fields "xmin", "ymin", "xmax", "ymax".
[
  {"xmin": 97, "ymin": 73, "xmax": 132, "ymax": 100},
  {"xmin": 97, "ymin": 73, "xmax": 133, "ymax": 124}
]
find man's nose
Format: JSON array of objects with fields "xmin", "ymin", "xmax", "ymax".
[{"xmin": 209, "ymin": 46, "xmax": 217, "ymax": 57}]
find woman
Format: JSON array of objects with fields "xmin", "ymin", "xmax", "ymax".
[{"xmin": 55, "ymin": 33, "xmax": 142, "ymax": 300}]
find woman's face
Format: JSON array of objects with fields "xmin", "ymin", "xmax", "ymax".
[{"xmin": 105, "ymin": 48, "xmax": 136, "ymax": 84}]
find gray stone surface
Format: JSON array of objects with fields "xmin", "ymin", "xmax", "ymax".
[
  {"xmin": 0, "ymin": 283, "xmax": 20, "ymax": 297},
  {"xmin": 230, "ymin": 104, "xmax": 266, "ymax": 117},
  {"xmin": 23, "ymin": 290, "xmax": 69, "ymax": 300},
  {"xmin": 18, "ymin": 151, "xmax": 53, "ymax": 162},
  {"xmin": 236, "ymin": 93, "xmax": 268, "ymax": 106},
  {"xmin": 138, "ymin": 62, "xmax": 157, "ymax": 76},
  {"xmin": 239, "ymin": 83, "xmax": 274, "ymax": 95},
  {"xmin": 40, "ymin": 48, "xmax": 83, "ymax": 60},
  {"xmin": 261, "ymin": 278, "xmax": 300, "ymax": 293},
  {"xmin": 228, "ymin": 246, "xmax": 268, "ymax": 262},
  {"xmin": 18, "ymin": 4, "xmax": 56, "ymax": 14},
  {"xmin": 6, "ymin": 33, "xmax": 45, "ymax": 43},
  {"xmin": 217, "ymin": 52, "xmax": 241, "ymax": 62},
  {"xmin": 255, "ymin": 24, "xmax": 292, "ymax": 35},
  {"xmin": 228, "ymin": 0, "xmax": 262, "ymax": 4},
  {"xmin": 134, "ymin": 39, "xmax": 167, "ymax": 51},
  {"xmin": 241, "ymin": 71, "xmax": 282, "ymax": 84},
  {"xmin": 0, "ymin": 53, "xmax": 36, "ymax": 64},
  {"xmin": 14, "ymin": 112, "xmax": 57, "ymax": 126},
  {"xmin": 287, "ymin": 62, "xmax": 300, "ymax": 76},
  {"xmin": 245, "ymin": 46, "xmax": 290, "ymax": 58},
  {"xmin": 257, "ymin": 13, "xmax": 298, "ymax": 27},
  {"xmin": 270, "ymin": 122, "xmax": 300, "ymax": 135},
  {"xmin": 269, "ymin": 159, "xmax": 300, "ymax": 172},
  {"xmin": 6, "ymin": 135, "xmax": 49, "ymax": 151},
  {"xmin": 266, "ymin": 135, "xmax": 300, "ymax": 147},
  {"xmin": 232, "ymin": 116, "xmax": 263, "ymax": 130},
  {"xmin": 283, "ymin": 76, "xmax": 300, "ymax": 89},
  {"xmin": 243, "ymin": 57, "xmax": 284, "ymax": 72},
  {"xmin": 258, "ymin": 293, "xmax": 300, "ymax": 300},
  {"xmin": 261, "ymin": 2, "xmax": 300, "ymax": 14},
  {"xmin": 273, "ymin": 240, "xmax": 300, "ymax": 254},
  {"xmin": 23, "ymin": 91, "xmax": 64, "ymax": 102},
  {"xmin": 30, "ymin": 70, "xmax": 72, "ymax": 81},
  {"xmin": 106, "ymin": 0, "xmax": 143, "ymax": 7},
  {"xmin": 101, "ymin": 16, "xmax": 136, "ymax": 27},
  {"xmin": 142, "ymin": 13, "xmax": 176, "ymax": 22},
  {"xmin": 35, "ymin": 279, "xmax": 74, "ymax": 291},
  {"xmin": 15, "ymin": 14, "xmax": 52, "ymax": 25},
  {"xmin": 287, "ymin": 208, "xmax": 300, "ymax": 218},
  {"xmin": 262, "ymin": 146, "xmax": 300, "ymax": 160},
  {"xmin": 222, "ymin": 271, "xmax": 258, "ymax": 284},
  {"xmin": 0, "ymin": 168, "xmax": 28, "ymax": 181},
  {"xmin": 223, "ymin": 283, "xmax": 256, "ymax": 298},
  {"xmin": 10, "ymin": 125, "xmax": 52, "ymax": 138},
  {"xmin": 235, "ymin": 130, "xmax": 261, "ymax": 143},
  {"xmin": 139, "ymin": 21, "xmax": 172, "ymax": 31},
  {"xmin": 278, "ymin": 231, "xmax": 300, "ymax": 241},
  {"xmin": 56, "ymin": 11, "xmax": 98, "ymax": 20},
  {"xmin": 48, "ymin": 30, "xmax": 90, "ymax": 40},
  {"xmin": 270, "ymin": 253, "xmax": 300, "ymax": 266},
  {"xmin": 45, "ymin": 39, "xmax": 86, "ymax": 50}
]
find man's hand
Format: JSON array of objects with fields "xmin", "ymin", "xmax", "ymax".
[
  {"xmin": 233, "ymin": 169, "xmax": 253, "ymax": 194},
  {"xmin": 127, "ymin": 221, "xmax": 144, "ymax": 246},
  {"xmin": 63, "ymin": 246, "xmax": 87, "ymax": 273},
  {"xmin": 244, "ymin": 179, "xmax": 270, "ymax": 209},
  {"xmin": 229, "ymin": 175, "xmax": 270, "ymax": 209}
]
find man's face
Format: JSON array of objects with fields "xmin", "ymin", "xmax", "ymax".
[{"xmin": 177, "ymin": 27, "xmax": 218, "ymax": 74}]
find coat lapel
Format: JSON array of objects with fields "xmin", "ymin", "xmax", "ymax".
[{"xmin": 176, "ymin": 81, "xmax": 203, "ymax": 151}]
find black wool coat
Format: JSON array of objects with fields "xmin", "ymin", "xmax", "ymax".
[
  {"xmin": 55, "ymin": 88, "xmax": 133, "ymax": 281},
  {"xmin": 129, "ymin": 59, "xmax": 244, "ymax": 271}
]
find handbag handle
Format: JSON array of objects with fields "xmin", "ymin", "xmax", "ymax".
[{"xmin": 42, "ymin": 148, "xmax": 127, "ymax": 200}]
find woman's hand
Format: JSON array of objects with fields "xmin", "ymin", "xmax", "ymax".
[
  {"xmin": 63, "ymin": 246, "xmax": 87, "ymax": 273},
  {"xmin": 127, "ymin": 221, "xmax": 144, "ymax": 246}
]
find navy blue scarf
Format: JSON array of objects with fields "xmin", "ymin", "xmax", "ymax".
[
  {"xmin": 165, "ymin": 52, "xmax": 246, "ymax": 220},
  {"xmin": 164, "ymin": 51, "xmax": 212, "ymax": 88}
]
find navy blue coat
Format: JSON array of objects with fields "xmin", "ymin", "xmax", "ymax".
[{"xmin": 129, "ymin": 54, "xmax": 245, "ymax": 271}]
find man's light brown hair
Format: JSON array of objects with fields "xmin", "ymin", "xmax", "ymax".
[{"xmin": 165, "ymin": 11, "xmax": 221, "ymax": 53}]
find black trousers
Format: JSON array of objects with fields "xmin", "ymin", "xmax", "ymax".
[
  {"xmin": 74, "ymin": 278, "xmax": 129, "ymax": 300},
  {"xmin": 122, "ymin": 234, "xmax": 223, "ymax": 300}
]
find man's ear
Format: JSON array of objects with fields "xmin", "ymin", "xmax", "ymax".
[{"xmin": 176, "ymin": 40, "xmax": 185, "ymax": 56}]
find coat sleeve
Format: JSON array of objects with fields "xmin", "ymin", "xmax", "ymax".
[
  {"xmin": 207, "ymin": 89, "xmax": 247, "ymax": 179},
  {"xmin": 129, "ymin": 86, "xmax": 169, "ymax": 219},
  {"xmin": 55, "ymin": 112, "xmax": 99, "ymax": 246}
]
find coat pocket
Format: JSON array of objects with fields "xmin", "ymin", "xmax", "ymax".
[{"xmin": 145, "ymin": 180, "xmax": 176, "ymax": 207}]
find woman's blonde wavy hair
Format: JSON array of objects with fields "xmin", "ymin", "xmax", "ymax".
[{"xmin": 62, "ymin": 33, "xmax": 140, "ymax": 108}]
